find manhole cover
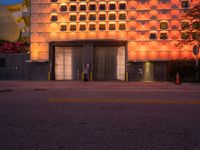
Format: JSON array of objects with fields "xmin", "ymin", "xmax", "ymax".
[
  {"xmin": 34, "ymin": 89, "xmax": 47, "ymax": 91},
  {"xmin": 0, "ymin": 89, "xmax": 13, "ymax": 93}
]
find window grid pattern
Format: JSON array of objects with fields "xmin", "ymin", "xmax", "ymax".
[
  {"xmin": 41, "ymin": 0, "xmax": 193, "ymax": 38},
  {"xmin": 48, "ymin": 0, "xmax": 128, "ymax": 32},
  {"xmin": 30, "ymin": 0, "xmax": 197, "ymax": 61}
]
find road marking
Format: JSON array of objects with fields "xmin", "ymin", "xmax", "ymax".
[
  {"xmin": 48, "ymin": 98, "xmax": 200, "ymax": 105},
  {"xmin": 79, "ymin": 90, "xmax": 200, "ymax": 92}
]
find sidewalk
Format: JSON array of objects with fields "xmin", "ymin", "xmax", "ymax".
[{"xmin": 0, "ymin": 80, "xmax": 200, "ymax": 91}]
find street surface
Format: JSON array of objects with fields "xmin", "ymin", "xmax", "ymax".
[{"xmin": 0, "ymin": 81, "xmax": 200, "ymax": 150}]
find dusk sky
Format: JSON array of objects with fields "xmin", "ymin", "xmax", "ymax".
[{"xmin": 0, "ymin": 0, "xmax": 23, "ymax": 5}]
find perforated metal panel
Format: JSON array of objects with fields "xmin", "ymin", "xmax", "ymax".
[
  {"xmin": 55, "ymin": 46, "xmax": 83, "ymax": 80},
  {"xmin": 93, "ymin": 46, "xmax": 125, "ymax": 81}
]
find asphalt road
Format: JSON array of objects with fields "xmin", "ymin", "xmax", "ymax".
[{"xmin": 0, "ymin": 81, "xmax": 200, "ymax": 150}]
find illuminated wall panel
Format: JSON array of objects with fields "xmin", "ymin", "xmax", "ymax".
[
  {"xmin": 149, "ymin": 51, "xmax": 158, "ymax": 60},
  {"xmin": 31, "ymin": 0, "xmax": 197, "ymax": 61}
]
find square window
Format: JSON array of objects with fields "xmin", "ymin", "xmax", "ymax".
[
  {"xmin": 192, "ymin": 21, "xmax": 200, "ymax": 29},
  {"xmin": 109, "ymin": 4, "xmax": 116, "ymax": 10},
  {"xmin": 89, "ymin": 4, "xmax": 96, "ymax": 11},
  {"xmin": 109, "ymin": 14, "xmax": 116, "ymax": 20},
  {"xmin": 109, "ymin": 24, "xmax": 116, "ymax": 30},
  {"xmin": 79, "ymin": 15, "xmax": 86, "ymax": 21},
  {"xmin": 181, "ymin": 22, "xmax": 189, "ymax": 30},
  {"xmin": 0, "ymin": 58, "xmax": 6, "ymax": 67},
  {"xmin": 160, "ymin": 22, "xmax": 168, "ymax": 29},
  {"xmin": 181, "ymin": 32, "xmax": 189, "ymax": 39},
  {"xmin": 99, "ymin": 24, "xmax": 106, "ymax": 30},
  {"xmin": 182, "ymin": 1, "xmax": 189, "ymax": 8},
  {"xmin": 60, "ymin": 5, "xmax": 67, "ymax": 11},
  {"xmin": 119, "ymin": 14, "xmax": 126, "ymax": 20},
  {"xmin": 89, "ymin": 24, "xmax": 96, "ymax": 31},
  {"xmin": 70, "ymin": 15, "xmax": 76, "ymax": 21},
  {"xmin": 119, "ymin": 3, "xmax": 126, "ymax": 10},
  {"xmin": 70, "ymin": 25, "xmax": 76, "ymax": 31},
  {"xmin": 192, "ymin": 32, "xmax": 200, "ymax": 40},
  {"xmin": 119, "ymin": 24, "xmax": 126, "ymax": 30},
  {"xmin": 80, "ymin": 24, "xmax": 86, "ymax": 31},
  {"xmin": 149, "ymin": 33, "xmax": 157, "ymax": 39},
  {"xmin": 70, "ymin": 5, "xmax": 77, "ymax": 11},
  {"xmin": 160, "ymin": 33, "xmax": 168, "ymax": 39},
  {"xmin": 80, "ymin": 5, "xmax": 86, "ymax": 11},
  {"xmin": 99, "ymin": 14, "xmax": 106, "ymax": 20},
  {"xmin": 89, "ymin": 14, "xmax": 96, "ymax": 20},
  {"xmin": 60, "ymin": 25, "xmax": 67, "ymax": 31},
  {"xmin": 99, "ymin": 4, "xmax": 106, "ymax": 10},
  {"xmin": 51, "ymin": 15, "xmax": 57, "ymax": 21}
]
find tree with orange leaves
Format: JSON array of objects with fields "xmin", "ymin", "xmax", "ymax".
[{"xmin": 179, "ymin": 2, "xmax": 200, "ymax": 47}]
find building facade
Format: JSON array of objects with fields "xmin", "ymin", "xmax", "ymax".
[{"xmin": 30, "ymin": 0, "xmax": 198, "ymax": 81}]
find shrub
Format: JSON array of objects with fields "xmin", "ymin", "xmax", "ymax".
[
  {"xmin": 167, "ymin": 59, "xmax": 200, "ymax": 82},
  {"xmin": 0, "ymin": 42, "xmax": 26, "ymax": 53}
]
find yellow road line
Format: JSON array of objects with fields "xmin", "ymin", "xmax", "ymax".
[{"xmin": 48, "ymin": 98, "xmax": 200, "ymax": 105}]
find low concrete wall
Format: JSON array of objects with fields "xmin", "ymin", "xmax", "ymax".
[{"xmin": 0, "ymin": 53, "xmax": 49, "ymax": 80}]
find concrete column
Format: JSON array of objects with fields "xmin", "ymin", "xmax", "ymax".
[
  {"xmin": 83, "ymin": 42, "xmax": 93, "ymax": 77},
  {"xmin": 143, "ymin": 62, "xmax": 153, "ymax": 81}
]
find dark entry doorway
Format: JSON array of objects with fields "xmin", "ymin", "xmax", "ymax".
[{"xmin": 93, "ymin": 46, "xmax": 125, "ymax": 80}]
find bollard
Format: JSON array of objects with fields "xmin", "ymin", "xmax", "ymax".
[
  {"xmin": 90, "ymin": 72, "xmax": 93, "ymax": 81},
  {"xmin": 125, "ymin": 72, "xmax": 128, "ymax": 82},
  {"xmin": 82, "ymin": 72, "xmax": 84, "ymax": 81},
  {"xmin": 48, "ymin": 71, "xmax": 51, "ymax": 81}
]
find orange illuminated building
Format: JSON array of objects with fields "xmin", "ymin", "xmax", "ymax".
[{"xmin": 30, "ymin": 0, "xmax": 198, "ymax": 81}]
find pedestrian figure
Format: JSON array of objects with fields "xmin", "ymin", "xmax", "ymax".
[
  {"xmin": 83, "ymin": 67, "xmax": 88, "ymax": 81},
  {"xmin": 137, "ymin": 68, "xmax": 143, "ymax": 80}
]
